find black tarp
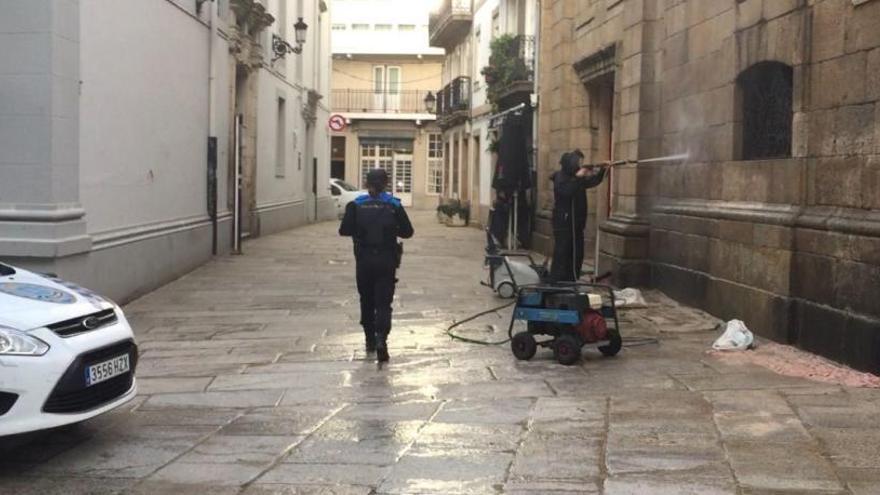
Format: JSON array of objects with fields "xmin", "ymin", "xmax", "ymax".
[{"xmin": 489, "ymin": 109, "xmax": 533, "ymax": 249}]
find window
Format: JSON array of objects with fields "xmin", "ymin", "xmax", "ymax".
[
  {"xmin": 352, "ymin": 23, "xmax": 369, "ymax": 30},
  {"xmin": 398, "ymin": 24, "xmax": 416, "ymax": 31},
  {"xmin": 736, "ymin": 61, "xmax": 793, "ymax": 160},
  {"xmin": 375, "ymin": 24, "xmax": 392, "ymax": 31},
  {"xmin": 275, "ymin": 97, "xmax": 286, "ymax": 177},
  {"xmin": 373, "ymin": 66, "xmax": 385, "ymax": 93},
  {"xmin": 387, "ymin": 67, "xmax": 400, "ymax": 95},
  {"xmin": 360, "ymin": 142, "xmax": 393, "ymax": 187},
  {"xmin": 427, "ymin": 133, "xmax": 444, "ymax": 194},
  {"xmin": 332, "ymin": 24, "xmax": 346, "ymax": 30}
]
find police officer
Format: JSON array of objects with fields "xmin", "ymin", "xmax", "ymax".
[
  {"xmin": 549, "ymin": 150, "xmax": 606, "ymax": 282},
  {"xmin": 339, "ymin": 169, "xmax": 414, "ymax": 363}
]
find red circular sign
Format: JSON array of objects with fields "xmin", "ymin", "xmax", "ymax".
[{"xmin": 328, "ymin": 114, "xmax": 346, "ymax": 132}]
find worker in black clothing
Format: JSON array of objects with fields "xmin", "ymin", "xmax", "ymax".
[
  {"xmin": 339, "ymin": 168, "xmax": 414, "ymax": 363},
  {"xmin": 549, "ymin": 150, "xmax": 606, "ymax": 282}
]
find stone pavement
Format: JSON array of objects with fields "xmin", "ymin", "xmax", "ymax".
[{"xmin": 2, "ymin": 212, "xmax": 879, "ymax": 495}]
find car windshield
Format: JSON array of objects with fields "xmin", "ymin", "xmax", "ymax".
[
  {"xmin": 0, "ymin": 264, "xmax": 15, "ymax": 276},
  {"xmin": 336, "ymin": 180, "xmax": 358, "ymax": 192}
]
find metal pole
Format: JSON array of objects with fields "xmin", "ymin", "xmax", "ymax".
[
  {"xmin": 233, "ymin": 114, "xmax": 242, "ymax": 254},
  {"xmin": 513, "ymin": 193, "xmax": 518, "ymax": 250}
]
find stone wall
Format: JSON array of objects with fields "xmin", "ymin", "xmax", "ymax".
[{"xmin": 536, "ymin": 0, "xmax": 880, "ymax": 373}]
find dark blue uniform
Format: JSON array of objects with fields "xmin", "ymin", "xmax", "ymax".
[{"xmin": 339, "ymin": 192, "xmax": 414, "ymax": 356}]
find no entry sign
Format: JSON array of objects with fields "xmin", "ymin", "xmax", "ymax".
[{"xmin": 328, "ymin": 114, "xmax": 346, "ymax": 132}]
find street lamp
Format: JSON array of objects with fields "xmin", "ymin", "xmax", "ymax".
[
  {"xmin": 272, "ymin": 17, "xmax": 309, "ymax": 62},
  {"xmin": 424, "ymin": 91, "xmax": 437, "ymax": 114},
  {"xmin": 294, "ymin": 17, "xmax": 309, "ymax": 46}
]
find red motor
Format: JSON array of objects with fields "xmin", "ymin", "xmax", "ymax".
[{"xmin": 575, "ymin": 310, "xmax": 608, "ymax": 343}]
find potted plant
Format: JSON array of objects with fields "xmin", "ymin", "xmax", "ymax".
[
  {"xmin": 436, "ymin": 203, "xmax": 451, "ymax": 224},
  {"xmin": 437, "ymin": 200, "xmax": 470, "ymax": 227}
]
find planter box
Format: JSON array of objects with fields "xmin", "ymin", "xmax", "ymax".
[{"xmin": 445, "ymin": 215, "xmax": 468, "ymax": 227}]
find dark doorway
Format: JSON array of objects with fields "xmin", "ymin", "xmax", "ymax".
[
  {"xmin": 331, "ymin": 136, "xmax": 346, "ymax": 179},
  {"xmin": 331, "ymin": 161, "xmax": 345, "ymax": 180}
]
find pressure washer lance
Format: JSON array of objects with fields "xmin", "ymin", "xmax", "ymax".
[{"xmin": 580, "ymin": 152, "xmax": 691, "ymax": 169}]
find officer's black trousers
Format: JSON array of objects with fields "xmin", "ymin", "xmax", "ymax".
[
  {"xmin": 355, "ymin": 251, "xmax": 397, "ymax": 346},
  {"xmin": 549, "ymin": 226, "xmax": 585, "ymax": 282}
]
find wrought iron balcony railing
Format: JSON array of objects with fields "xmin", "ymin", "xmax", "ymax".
[
  {"xmin": 331, "ymin": 89, "xmax": 434, "ymax": 114},
  {"xmin": 435, "ymin": 76, "xmax": 471, "ymax": 127}
]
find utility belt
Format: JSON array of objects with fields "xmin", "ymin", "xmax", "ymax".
[{"xmin": 355, "ymin": 242, "xmax": 404, "ymax": 268}]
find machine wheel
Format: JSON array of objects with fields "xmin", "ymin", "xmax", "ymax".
[
  {"xmin": 553, "ymin": 333, "xmax": 581, "ymax": 366},
  {"xmin": 497, "ymin": 281, "xmax": 516, "ymax": 299},
  {"xmin": 599, "ymin": 330, "xmax": 623, "ymax": 357},
  {"xmin": 511, "ymin": 332, "xmax": 537, "ymax": 360}
]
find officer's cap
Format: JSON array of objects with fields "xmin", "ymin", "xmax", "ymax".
[{"xmin": 366, "ymin": 168, "xmax": 389, "ymax": 188}]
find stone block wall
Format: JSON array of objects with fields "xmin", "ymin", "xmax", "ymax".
[{"xmin": 536, "ymin": 0, "xmax": 880, "ymax": 373}]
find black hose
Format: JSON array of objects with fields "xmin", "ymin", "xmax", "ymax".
[
  {"xmin": 445, "ymin": 303, "xmax": 662, "ymax": 349},
  {"xmin": 445, "ymin": 301, "xmax": 517, "ymax": 345},
  {"xmin": 621, "ymin": 336, "xmax": 660, "ymax": 348}
]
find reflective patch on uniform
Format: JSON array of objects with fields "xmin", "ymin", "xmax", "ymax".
[{"xmin": 0, "ymin": 282, "xmax": 77, "ymax": 304}]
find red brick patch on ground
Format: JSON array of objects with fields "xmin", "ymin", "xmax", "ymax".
[{"xmin": 709, "ymin": 343, "xmax": 880, "ymax": 388}]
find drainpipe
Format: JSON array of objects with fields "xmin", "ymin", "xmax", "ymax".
[
  {"xmin": 530, "ymin": 0, "xmax": 541, "ymax": 247},
  {"xmin": 207, "ymin": 0, "xmax": 219, "ymax": 255}
]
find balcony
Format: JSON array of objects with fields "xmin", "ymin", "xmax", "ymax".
[
  {"xmin": 429, "ymin": 0, "xmax": 473, "ymax": 50},
  {"xmin": 484, "ymin": 34, "xmax": 536, "ymax": 111},
  {"xmin": 331, "ymin": 89, "xmax": 435, "ymax": 116},
  {"xmin": 436, "ymin": 76, "xmax": 471, "ymax": 129}
]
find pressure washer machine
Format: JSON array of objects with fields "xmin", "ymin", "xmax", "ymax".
[
  {"xmin": 508, "ymin": 282, "xmax": 622, "ymax": 365},
  {"xmin": 481, "ymin": 229, "xmax": 549, "ymax": 298}
]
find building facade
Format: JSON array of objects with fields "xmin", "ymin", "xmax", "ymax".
[
  {"xmin": 430, "ymin": 0, "xmax": 539, "ymax": 226},
  {"xmin": 329, "ymin": 0, "xmax": 443, "ymax": 210},
  {"xmin": 537, "ymin": 0, "xmax": 880, "ymax": 373},
  {"xmin": 0, "ymin": 0, "xmax": 332, "ymax": 303}
]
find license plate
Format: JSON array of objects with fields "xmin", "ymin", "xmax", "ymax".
[{"xmin": 84, "ymin": 354, "xmax": 130, "ymax": 387}]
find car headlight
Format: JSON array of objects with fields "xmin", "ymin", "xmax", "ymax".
[{"xmin": 0, "ymin": 326, "xmax": 50, "ymax": 356}]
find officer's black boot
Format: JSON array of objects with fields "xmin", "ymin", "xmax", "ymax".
[
  {"xmin": 375, "ymin": 331, "xmax": 389, "ymax": 363},
  {"xmin": 364, "ymin": 327, "xmax": 376, "ymax": 354}
]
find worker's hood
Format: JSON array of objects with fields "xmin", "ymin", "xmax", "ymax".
[
  {"xmin": 559, "ymin": 152, "xmax": 580, "ymax": 176},
  {"xmin": 0, "ymin": 263, "xmax": 113, "ymax": 331}
]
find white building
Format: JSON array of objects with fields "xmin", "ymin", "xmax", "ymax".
[
  {"xmin": 0, "ymin": 0, "xmax": 333, "ymax": 302},
  {"xmin": 429, "ymin": 0, "xmax": 538, "ymax": 225}
]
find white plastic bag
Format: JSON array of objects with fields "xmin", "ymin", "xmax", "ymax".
[
  {"xmin": 613, "ymin": 288, "xmax": 648, "ymax": 308},
  {"xmin": 712, "ymin": 319, "xmax": 755, "ymax": 351}
]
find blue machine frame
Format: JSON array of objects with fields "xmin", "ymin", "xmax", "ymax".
[{"xmin": 507, "ymin": 282, "xmax": 621, "ymax": 339}]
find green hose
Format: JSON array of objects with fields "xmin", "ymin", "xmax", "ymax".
[{"xmin": 445, "ymin": 301, "xmax": 517, "ymax": 345}]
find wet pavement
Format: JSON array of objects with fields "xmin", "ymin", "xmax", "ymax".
[{"xmin": 2, "ymin": 212, "xmax": 880, "ymax": 494}]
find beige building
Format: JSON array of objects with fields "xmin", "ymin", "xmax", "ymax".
[
  {"xmin": 536, "ymin": 0, "xmax": 880, "ymax": 374},
  {"xmin": 329, "ymin": 0, "xmax": 443, "ymax": 209}
]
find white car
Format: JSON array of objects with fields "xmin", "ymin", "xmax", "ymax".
[
  {"xmin": 0, "ymin": 262, "xmax": 138, "ymax": 437},
  {"xmin": 329, "ymin": 178, "xmax": 366, "ymax": 219}
]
